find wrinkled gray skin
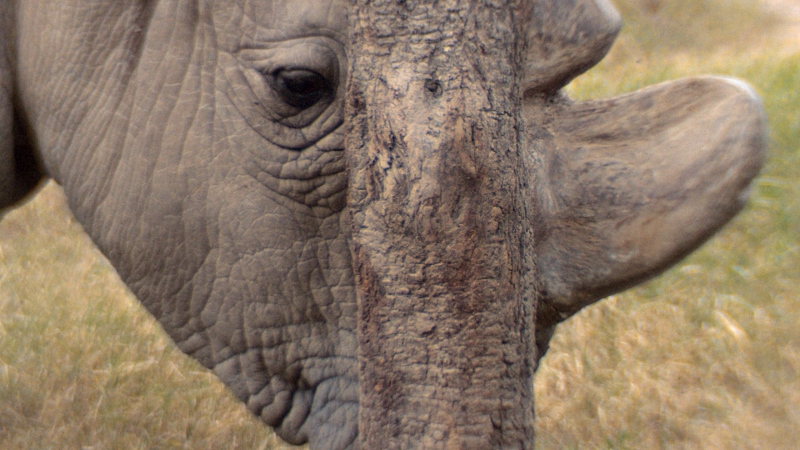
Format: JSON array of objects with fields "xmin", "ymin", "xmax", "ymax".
[{"xmin": 0, "ymin": 0, "xmax": 764, "ymax": 448}]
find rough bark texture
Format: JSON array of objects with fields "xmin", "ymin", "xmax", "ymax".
[{"xmin": 346, "ymin": 0, "xmax": 536, "ymax": 448}]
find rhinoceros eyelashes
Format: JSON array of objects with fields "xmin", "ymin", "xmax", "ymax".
[{"xmin": 271, "ymin": 69, "xmax": 332, "ymax": 109}]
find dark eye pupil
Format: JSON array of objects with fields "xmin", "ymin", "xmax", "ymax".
[{"xmin": 273, "ymin": 69, "xmax": 331, "ymax": 109}]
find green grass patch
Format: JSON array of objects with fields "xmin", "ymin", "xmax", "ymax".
[{"xmin": 610, "ymin": 0, "xmax": 777, "ymax": 57}]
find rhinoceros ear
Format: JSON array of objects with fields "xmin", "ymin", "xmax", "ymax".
[
  {"xmin": 530, "ymin": 77, "xmax": 766, "ymax": 353},
  {"xmin": 0, "ymin": 8, "xmax": 41, "ymax": 213},
  {"xmin": 522, "ymin": 0, "xmax": 621, "ymax": 95}
]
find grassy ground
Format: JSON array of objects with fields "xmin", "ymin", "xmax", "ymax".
[{"xmin": 1, "ymin": 0, "xmax": 797, "ymax": 448}]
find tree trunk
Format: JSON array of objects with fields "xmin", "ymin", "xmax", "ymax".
[{"xmin": 346, "ymin": 0, "xmax": 537, "ymax": 447}]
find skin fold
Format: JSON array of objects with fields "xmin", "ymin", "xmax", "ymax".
[{"xmin": 0, "ymin": 0, "xmax": 764, "ymax": 448}]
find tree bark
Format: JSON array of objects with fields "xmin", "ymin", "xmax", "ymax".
[{"xmin": 346, "ymin": 0, "xmax": 537, "ymax": 447}]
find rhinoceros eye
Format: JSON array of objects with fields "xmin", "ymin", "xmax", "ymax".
[{"xmin": 272, "ymin": 69, "xmax": 332, "ymax": 109}]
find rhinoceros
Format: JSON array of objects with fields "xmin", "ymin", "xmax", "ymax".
[{"xmin": 0, "ymin": 0, "xmax": 764, "ymax": 448}]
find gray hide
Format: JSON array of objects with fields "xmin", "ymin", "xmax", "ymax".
[{"xmin": 0, "ymin": 0, "xmax": 765, "ymax": 448}]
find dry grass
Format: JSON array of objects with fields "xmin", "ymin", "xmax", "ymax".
[{"xmin": 1, "ymin": 0, "xmax": 798, "ymax": 448}]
